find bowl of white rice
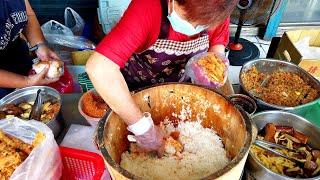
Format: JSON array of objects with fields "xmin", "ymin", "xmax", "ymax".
[{"xmin": 97, "ymin": 83, "xmax": 254, "ymax": 180}]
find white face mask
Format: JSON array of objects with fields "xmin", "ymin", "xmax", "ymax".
[{"xmin": 167, "ymin": 0, "xmax": 207, "ymax": 36}]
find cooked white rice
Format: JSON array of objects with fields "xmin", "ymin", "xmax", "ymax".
[{"xmin": 120, "ymin": 120, "xmax": 229, "ymax": 179}]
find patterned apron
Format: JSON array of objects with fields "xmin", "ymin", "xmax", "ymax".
[{"xmin": 121, "ymin": 0, "xmax": 209, "ymax": 90}]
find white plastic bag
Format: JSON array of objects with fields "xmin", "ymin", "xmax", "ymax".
[
  {"xmin": 182, "ymin": 52, "xmax": 229, "ymax": 88},
  {"xmin": 294, "ymin": 37, "xmax": 320, "ymax": 59},
  {"xmin": 41, "ymin": 20, "xmax": 95, "ymax": 50},
  {"xmin": 41, "ymin": 19, "xmax": 95, "ymax": 63},
  {"xmin": 41, "ymin": 20, "xmax": 74, "ymax": 36},
  {"xmin": 64, "ymin": 7, "xmax": 85, "ymax": 36},
  {"xmin": 43, "ymin": 34, "xmax": 96, "ymax": 50},
  {"xmin": 0, "ymin": 117, "xmax": 62, "ymax": 180}
]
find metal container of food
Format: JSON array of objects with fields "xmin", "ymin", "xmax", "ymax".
[
  {"xmin": 97, "ymin": 83, "xmax": 254, "ymax": 180},
  {"xmin": 247, "ymin": 111, "xmax": 320, "ymax": 180},
  {"xmin": 228, "ymin": 94, "xmax": 257, "ymax": 116},
  {"xmin": 0, "ymin": 86, "xmax": 63, "ymax": 137},
  {"xmin": 239, "ymin": 59, "xmax": 320, "ymax": 115}
]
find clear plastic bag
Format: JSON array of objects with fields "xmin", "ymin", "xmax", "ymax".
[
  {"xmin": 64, "ymin": 7, "xmax": 85, "ymax": 36},
  {"xmin": 41, "ymin": 20, "xmax": 74, "ymax": 36},
  {"xmin": 0, "ymin": 117, "xmax": 62, "ymax": 180},
  {"xmin": 43, "ymin": 34, "xmax": 95, "ymax": 50},
  {"xmin": 182, "ymin": 52, "xmax": 229, "ymax": 88},
  {"xmin": 41, "ymin": 20, "xmax": 95, "ymax": 50}
]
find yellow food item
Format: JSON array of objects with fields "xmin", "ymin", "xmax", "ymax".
[
  {"xmin": 251, "ymin": 145, "xmax": 297, "ymax": 175},
  {"xmin": 0, "ymin": 130, "xmax": 44, "ymax": 179},
  {"xmin": 197, "ymin": 54, "xmax": 226, "ymax": 83}
]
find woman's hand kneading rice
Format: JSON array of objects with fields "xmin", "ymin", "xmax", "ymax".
[{"xmin": 127, "ymin": 112, "xmax": 165, "ymax": 154}]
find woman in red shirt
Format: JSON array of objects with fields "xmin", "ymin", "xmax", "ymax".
[{"xmin": 87, "ymin": 0, "xmax": 237, "ymax": 152}]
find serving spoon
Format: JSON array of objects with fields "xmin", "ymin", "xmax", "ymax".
[{"xmin": 249, "ymin": 75, "xmax": 271, "ymax": 98}]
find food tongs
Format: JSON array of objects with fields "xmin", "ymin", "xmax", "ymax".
[
  {"xmin": 29, "ymin": 89, "xmax": 42, "ymax": 121},
  {"xmin": 254, "ymin": 139, "xmax": 304, "ymax": 167}
]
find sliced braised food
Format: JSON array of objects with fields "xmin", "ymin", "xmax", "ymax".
[{"xmin": 251, "ymin": 123, "xmax": 320, "ymax": 178}]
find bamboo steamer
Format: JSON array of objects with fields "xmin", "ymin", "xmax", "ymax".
[{"xmin": 97, "ymin": 83, "xmax": 254, "ymax": 179}]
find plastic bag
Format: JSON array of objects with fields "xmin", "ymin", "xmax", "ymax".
[
  {"xmin": 44, "ymin": 34, "xmax": 95, "ymax": 50},
  {"xmin": 0, "ymin": 117, "xmax": 62, "ymax": 180},
  {"xmin": 294, "ymin": 37, "xmax": 320, "ymax": 59},
  {"xmin": 29, "ymin": 64, "xmax": 75, "ymax": 94},
  {"xmin": 47, "ymin": 65, "xmax": 75, "ymax": 93},
  {"xmin": 182, "ymin": 52, "xmax": 229, "ymax": 88},
  {"xmin": 41, "ymin": 20, "xmax": 74, "ymax": 36},
  {"xmin": 64, "ymin": 7, "xmax": 85, "ymax": 36},
  {"xmin": 41, "ymin": 20, "xmax": 95, "ymax": 50}
]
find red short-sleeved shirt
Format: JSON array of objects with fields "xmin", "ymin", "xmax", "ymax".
[{"xmin": 96, "ymin": 0, "xmax": 230, "ymax": 68}]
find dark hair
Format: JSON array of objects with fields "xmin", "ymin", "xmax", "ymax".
[{"xmin": 175, "ymin": 0, "xmax": 237, "ymax": 26}]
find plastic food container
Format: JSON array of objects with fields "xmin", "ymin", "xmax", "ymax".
[
  {"xmin": 184, "ymin": 52, "xmax": 229, "ymax": 88},
  {"xmin": 78, "ymin": 89, "xmax": 109, "ymax": 127},
  {"xmin": 78, "ymin": 93, "xmax": 100, "ymax": 127},
  {"xmin": 60, "ymin": 146, "xmax": 105, "ymax": 180}
]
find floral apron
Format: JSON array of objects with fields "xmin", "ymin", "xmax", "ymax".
[{"xmin": 121, "ymin": 0, "xmax": 209, "ymax": 90}]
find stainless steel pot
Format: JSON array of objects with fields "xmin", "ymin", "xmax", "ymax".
[
  {"xmin": 228, "ymin": 94, "xmax": 257, "ymax": 116},
  {"xmin": 247, "ymin": 111, "xmax": 320, "ymax": 180},
  {"xmin": 239, "ymin": 59, "xmax": 320, "ymax": 114},
  {"xmin": 0, "ymin": 86, "xmax": 63, "ymax": 137}
]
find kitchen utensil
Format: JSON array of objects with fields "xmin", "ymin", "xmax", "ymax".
[
  {"xmin": 29, "ymin": 89, "xmax": 42, "ymax": 121},
  {"xmin": 228, "ymin": 94, "xmax": 257, "ymax": 116},
  {"xmin": 247, "ymin": 111, "xmax": 320, "ymax": 180},
  {"xmin": 253, "ymin": 140, "xmax": 304, "ymax": 168},
  {"xmin": 240, "ymin": 59, "xmax": 320, "ymax": 116},
  {"xmin": 97, "ymin": 83, "xmax": 254, "ymax": 180},
  {"xmin": 0, "ymin": 86, "xmax": 63, "ymax": 137}
]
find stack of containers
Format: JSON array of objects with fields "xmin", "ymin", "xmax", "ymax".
[{"xmin": 97, "ymin": 0, "xmax": 131, "ymax": 34}]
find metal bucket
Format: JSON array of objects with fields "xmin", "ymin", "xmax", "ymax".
[
  {"xmin": 97, "ymin": 83, "xmax": 254, "ymax": 179},
  {"xmin": 247, "ymin": 111, "xmax": 320, "ymax": 180},
  {"xmin": 0, "ymin": 86, "xmax": 63, "ymax": 137}
]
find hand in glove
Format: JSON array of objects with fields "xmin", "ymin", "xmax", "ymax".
[{"xmin": 127, "ymin": 112, "xmax": 164, "ymax": 152}]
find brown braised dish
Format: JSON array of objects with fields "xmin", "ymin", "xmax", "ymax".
[
  {"xmin": 241, "ymin": 67, "xmax": 319, "ymax": 107},
  {"xmin": 0, "ymin": 101, "xmax": 60, "ymax": 123},
  {"xmin": 251, "ymin": 123, "xmax": 320, "ymax": 178},
  {"xmin": 81, "ymin": 91, "xmax": 108, "ymax": 118}
]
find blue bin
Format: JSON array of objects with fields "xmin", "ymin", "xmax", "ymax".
[{"xmin": 97, "ymin": 0, "xmax": 131, "ymax": 34}]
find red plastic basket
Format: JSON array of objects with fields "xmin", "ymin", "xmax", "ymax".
[{"xmin": 60, "ymin": 146, "xmax": 105, "ymax": 180}]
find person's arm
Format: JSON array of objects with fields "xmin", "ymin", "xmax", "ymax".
[
  {"xmin": 23, "ymin": 0, "xmax": 60, "ymax": 61},
  {"xmin": 86, "ymin": 52, "xmax": 164, "ymax": 152},
  {"xmin": 23, "ymin": 0, "xmax": 44, "ymax": 47},
  {"xmin": 0, "ymin": 70, "xmax": 29, "ymax": 88},
  {"xmin": 209, "ymin": 45, "xmax": 225, "ymax": 55},
  {"xmin": 207, "ymin": 17, "xmax": 230, "ymax": 55},
  {"xmin": 0, "ymin": 67, "xmax": 57, "ymax": 88},
  {"xmin": 87, "ymin": 0, "xmax": 164, "ymax": 152},
  {"xmin": 86, "ymin": 52, "xmax": 143, "ymax": 125}
]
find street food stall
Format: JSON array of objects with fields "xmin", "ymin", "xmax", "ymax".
[{"xmin": 1, "ymin": 0, "xmax": 320, "ymax": 180}]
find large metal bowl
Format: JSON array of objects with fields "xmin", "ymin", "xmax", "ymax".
[
  {"xmin": 239, "ymin": 59, "xmax": 320, "ymax": 114},
  {"xmin": 247, "ymin": 111, "xmax": 320, "ymax": 180},
  {"xmin": 0, "ymin": 86, "xmax": 63, "ymax": 137}
]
